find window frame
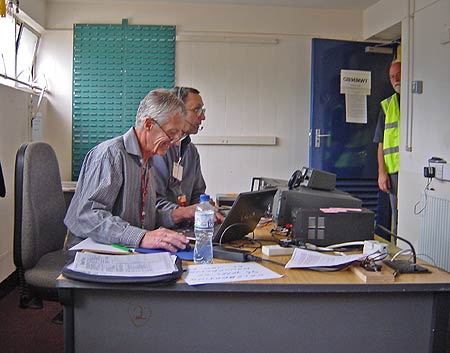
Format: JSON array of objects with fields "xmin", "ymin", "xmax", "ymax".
[{"xmin": 15, "ymin": 19, "xmax": 40, "ymax": 84}]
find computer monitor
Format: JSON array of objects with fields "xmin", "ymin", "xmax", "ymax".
[
  {"xmin": 213, "ymin": 189, "xmax": 277, "ymax": 244},
  {"xmin": 273, "ymin": 186, "xmax": 362, "ymax": 226}
]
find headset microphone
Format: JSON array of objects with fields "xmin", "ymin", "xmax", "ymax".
[{"xmin": 185, "ymin": 119, "xmax": 203, "ymax": 131}]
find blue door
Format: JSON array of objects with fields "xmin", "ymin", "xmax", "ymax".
[{"xmin": 309, "ymin": 38, "xmax": 396, "ymax": 236}]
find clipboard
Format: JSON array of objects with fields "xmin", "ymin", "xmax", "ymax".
[{"xmin": 62, "ymin": 256, "xmax": 183, "ymax": 284}]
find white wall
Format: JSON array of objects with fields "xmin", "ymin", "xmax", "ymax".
[
  {"xmin": 365, "ymin": 0, "xmax": 450, "ymax": 248},
  {"xmin": 0, "ymin": 85, "xmax": 32, "ymax": 281},
  {"xmin": 176, "ymin": 36, "xmax": 311, "ymax": 194}
]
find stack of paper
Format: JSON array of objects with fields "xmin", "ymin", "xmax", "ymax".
[{"xmin": 67, "ymin": 251, "xmax": 178, "ymax": 277}]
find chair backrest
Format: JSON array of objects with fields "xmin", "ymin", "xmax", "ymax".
[{"xmin": 14, "ymin": 142, "xmax": 67, "ymax": 270}]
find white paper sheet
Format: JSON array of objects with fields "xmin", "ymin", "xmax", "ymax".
[
  {"xmin": 182, "ymin": 262, "xmax": 283, "ymax": 285},
  {"xmin": 285, "ymin": 248, "xmax": 365, "ymax": 269},
  {"xmin": 345, "ymin": 94, "xmax": 367, "ymax": 123},
  {"xmin": 67, "ymin": 251, "xmax": 178, "ymax": 277},
  {"xmin": 69, "ymin": 237, "xmax": 129, "ymax": 253}
]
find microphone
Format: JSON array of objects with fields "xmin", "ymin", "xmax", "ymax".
[
  {"xmin": 376, "ymin": 224, "xmax": 429, "ymax": 274},
  {"xmin": 185, "ymin": 119, "xmax": 203, "ymax": 132}
]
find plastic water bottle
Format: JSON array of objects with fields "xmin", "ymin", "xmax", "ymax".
[{"xmin": 194, "ymin": 194, "xmax": 214, "ymax": 264}]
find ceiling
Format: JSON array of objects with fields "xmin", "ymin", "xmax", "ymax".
[{"xmin": 47, "ymin": 0, "xmax": 382, "ymax": 11}]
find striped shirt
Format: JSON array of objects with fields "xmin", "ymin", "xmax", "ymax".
[{"xmin": 64, "ymin": 127, "xmax": 172, "ymax": 248}]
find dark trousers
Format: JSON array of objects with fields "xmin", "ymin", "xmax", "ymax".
[{"xmin": 388, "ymin": 172, "xmax": 398, "ymax": 237}]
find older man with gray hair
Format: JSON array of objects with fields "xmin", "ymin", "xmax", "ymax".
[{"xmin": 65, "ymin": 89, "xmax": 190, "ymax": 252}]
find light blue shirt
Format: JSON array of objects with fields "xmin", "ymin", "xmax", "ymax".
[{"xmin": 65, "ymin": 127, "xmax": 172, "ymax": 247}]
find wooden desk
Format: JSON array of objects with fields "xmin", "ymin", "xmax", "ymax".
[{"xmin": 58, "ymin": 228, "xmax": 450, "ymax": 353}]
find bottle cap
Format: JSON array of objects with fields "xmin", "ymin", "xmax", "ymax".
[{"xmin": 199, "ymin": 194, "xmax": 210, "ymax": 202}]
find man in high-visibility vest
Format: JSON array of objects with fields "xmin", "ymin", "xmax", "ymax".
[{"xmin": 373, "ymin": 60, "xmax": 401, "ymax": 236}]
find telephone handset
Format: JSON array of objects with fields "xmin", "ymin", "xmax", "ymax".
[{"xmin": 288, "ymin": 168, "xmax": 307, "ymax": 190}]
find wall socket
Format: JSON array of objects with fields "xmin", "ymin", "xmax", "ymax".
[{"xmin": 411, "ymin": 80, "xmax": 423, "ymax": 94}]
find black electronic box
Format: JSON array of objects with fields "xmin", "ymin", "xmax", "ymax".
[{"xmin": 291, "ymin": 207, "xmax": 374, "ymax": 246}]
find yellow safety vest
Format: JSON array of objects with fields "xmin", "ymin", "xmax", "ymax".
[{"xmin": 381, "ymin": 93, "xmax": 400, "ymax": 174}]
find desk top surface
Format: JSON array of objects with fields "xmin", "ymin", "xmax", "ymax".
[{"xmin": 57, "ymin": 224, "xmax": 450, "ymax": 293}]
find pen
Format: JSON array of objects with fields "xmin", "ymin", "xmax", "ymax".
[{"xmin": 111, "ymin": 243, "xmax": 132, "ymax": 253}]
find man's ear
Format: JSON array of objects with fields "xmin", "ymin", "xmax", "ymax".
[{"xmin": 144, "ymin": 117, "xmax": 154, "ymax": 130}]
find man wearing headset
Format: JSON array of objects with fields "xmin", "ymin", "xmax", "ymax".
[{"xmin": 153, "ymin": 87, "xmax": 224, "ymax": 228}]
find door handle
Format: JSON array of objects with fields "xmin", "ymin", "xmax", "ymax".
[{"xmin": 314, "ymin": 128, "xmax": 331, "ymax": 148}]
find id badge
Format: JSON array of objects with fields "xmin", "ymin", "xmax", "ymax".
[{"xmin": 172, "ymin": 161, "xmax": 183, "ymax": 181}]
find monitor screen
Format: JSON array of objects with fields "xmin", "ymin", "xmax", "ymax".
[{"xmin": 213, "ymin": 189, "xmax": 277, "ymax": 244}]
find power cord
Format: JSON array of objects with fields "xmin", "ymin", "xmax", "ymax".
[{"xmin": 246, "ymin": 254, "xmax": 285, "ymax": 267}]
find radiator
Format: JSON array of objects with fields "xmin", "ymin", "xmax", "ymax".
[{"xmin": 418, "ymin": 193, "xmax": 450, "ymax": 272}]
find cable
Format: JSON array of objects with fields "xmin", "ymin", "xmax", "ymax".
[
  {"xmin": 308, "ymin": 264, "xmax": 352, "ymax": 272},
  {"xmin": 300, "ymin": 241, "xmax": 365, "ymax": 253},
  {"xmin": 391, "ymin": 249, "xmax": 412, "ymax": 261},
  {"xmin": 246, "ymin": 254, "xmax": 285, "ymax": 267},
  {"xmin": 376, "ymin": 223, "xmax": 430, "ymax": 274},
  {"xmin": 414, "ymin": 158, "xmax": 437, "ymax": 215},
  {"xmin": 218, "ymin": 222, "xmax": 248, "ymax": 245}
]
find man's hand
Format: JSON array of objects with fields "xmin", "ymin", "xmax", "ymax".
[
  {"xmin": 140, "ymin": 228, "xmax": 189, "ymax": 252},
  {"xmin": 378, "ymin": 170, "xmax": 391, "ymax": 193},
  {"xmin": 172, "ymin": 204, "xmax": 197, "ymax": 224},
  {"xmin": 377, "ymin": 142, "xmax": 390, "ymax": 193},
  {"xmin": 172, "ymin": 203, "xmax": 225, "ymax": 224},
  {"xmin": 214, "ymin": 209, "xmax": 225, "ymax": 224}
]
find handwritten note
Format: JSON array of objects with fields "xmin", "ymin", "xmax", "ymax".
[{"xmin": 182, "ymin": 262, "xmax": 282, "ymax": 286}]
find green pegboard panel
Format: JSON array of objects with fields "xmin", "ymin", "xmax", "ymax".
[{"xmin": 72, "ymin": 20, "xmax": 175, "ymax": 180}]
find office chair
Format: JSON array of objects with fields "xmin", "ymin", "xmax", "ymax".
[{"xmin": 14, "ymin": 142, "xmax": 68, "ymax": 309}]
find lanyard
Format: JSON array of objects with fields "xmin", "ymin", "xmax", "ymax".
[
  {"xmin": 140, "ymin": 162, "xmax": 150, "ymax": 229},
  {"xmin": 173, "ymin": 143, "xmax": 185, "ymax": 206}
]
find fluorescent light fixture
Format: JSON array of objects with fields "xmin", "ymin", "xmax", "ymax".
[
  {"xmin": 191, "ymin": 136, "xmax": 277, "ymax": 146},
  {"xmin": 176, "ymin": 33, "xmax": 278, "ymax": 45}
]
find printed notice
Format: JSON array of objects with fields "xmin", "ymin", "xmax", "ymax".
[
  {"xmin": 183, "ymin": 262, "xmax": 283, "ymax": 285},
  {"xmin": 340, "ymin": 70, "xmax": 371, "ymax": 95},
  {"xmin": 345, "ymin": 94, "xmax": 367, "ymax": 123},
  {"xmin": 285, "ymin": 248, "xmax": 365, "ymax": 269},
  {"xmin": 340, "ymin": 69, "xmax": 371, "ymax": 124}
]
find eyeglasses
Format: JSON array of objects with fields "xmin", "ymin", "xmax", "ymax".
[
  {"xmin": 153, "ymin": 120, "xmax": 184, "ymax": 144},
  {"xmin": 188, "ymin": 107, "xmax": 206, "ymax": 118}
]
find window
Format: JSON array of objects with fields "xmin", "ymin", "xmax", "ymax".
[
  {"xmin": 0, "ymin": 14, "xmax": 40, "ymax": 89},
  {"xmin": 16, "ymin": 22, "xmax": 40, "ymax": 83},
  {"xmin": 0, "ymin": 14, "xmax": 16, "ymax": 85}
]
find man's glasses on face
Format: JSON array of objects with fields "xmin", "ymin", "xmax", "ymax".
[
  {"xmin": 188, "ymin": 107, "xmax": 206, "ymax": 118},
  {"xmin": 153, "ymin": 120, "xmax": 184, "ymax": 144}
]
